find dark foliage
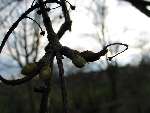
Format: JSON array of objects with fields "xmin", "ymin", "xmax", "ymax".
[{"xmin": 0, "ymin": 62, "xmax": 150, "ymax": 113}]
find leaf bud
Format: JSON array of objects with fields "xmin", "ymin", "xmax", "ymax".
[
  {"xmin": 80, "ymin": 51, "xmax": 96, "ymax": 62},
  {"xmin": 21, "ymin": 63, "xmax": 38, "ymax": 76},
  {"xmin": 40, "ymin": 31, "xmax": 45, "ymax": 36},
  {"xmin": 70, "ymin": 5, "xmax": 76, "ymax": 10},
  {"xmin": 72, "ymin": 55, "xmax": 87, "ymax": 68},
  {"xmin": 39, "ymin": 64, "xmax": 51, "ymax": 80},
  {"xmin": 80, "ymin": 49, "xmax": 108, "ymax": 62}
]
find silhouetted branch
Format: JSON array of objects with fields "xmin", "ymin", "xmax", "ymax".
[
  {"xmin": 61, "ymin": 42, "xmax": 128, "ymax": 63},
  {"xmin": 123, "ymin": 0, "xmax": 150, "ymax": 17},
  {"xmin": 0, "ymin": 1, "xmax": 129, "ymax": 113},
  {"xmin": 25, "ymin": 16, "xmax": 44, "ymax": 34},
  {"xmin": 57, "ymin": 0, "xmax": 73, "ymax": 39},
  {"xmin": 0, "ymin": 0, "xmax": 59, "ymax": 53},
  {"xmin": 61, "ymin": 46, "xmax": 108, "ymax": 62},
  {"xmin": 0, "ymin": 4, "xmax": 38, "ymax": 53},
  {"xmin": 104, "ymin": 43, "xmax": 128, "ymax": 61},
  {"xmin": 56, "ymin": 52, "xmax": 68, "ymax": 113},
  {"xmin": 57, "ymin": 21, "xmax": 72, "ymax": 39},
  {"xmin": 0, "ymin": 74, "xmax": 36, "ymax": 86},
  {"xmin": 38, "ymin": 0, "xmax": 58, "ymax": 43}
]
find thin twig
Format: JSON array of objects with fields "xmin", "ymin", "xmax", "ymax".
[
  {"xmin": 104, "ymin": 43, "xmax": 128, "ymax": 61},
  {"xmin": 25, "ymin": 16, "xmax": 43, "ymax": 32},
  {"xmin": 31, "ymin": 0, "xmax": 36, "ymax": 6},
  {"xmin": 56, "ymin": 52, "xmax": 68, "ymax": 113},
  {"xmin": 0, "ymin": 0, "xmax": 59, "ymax": 53}
]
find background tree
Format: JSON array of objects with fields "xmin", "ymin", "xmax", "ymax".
[{"xmin": 0, "ymin": 1, "xmax": 42, "ymax": 113}]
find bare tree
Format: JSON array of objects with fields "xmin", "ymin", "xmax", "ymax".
[{"xmin": 0, "ymin": 1, "xmax": 42, "ymax": 113}]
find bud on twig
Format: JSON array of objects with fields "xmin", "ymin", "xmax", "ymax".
[
  {"xmin": 80, "ymin": 49, "xmax": 108, "ymax": 62},
  {"xmin": 39, "ymin": 64, "xmax": 51, "ymax": 80},
  {"xmin": 72, "ymin": 55, "xmax": 87, "ymax": 68},
  {"xmin": 21, "ymin": 63, "xmax": 38, "ymax": 76},
  {"xmin": 70, "ymin": 5, "xmax": 76, "ymax": 10},
  {"xmin": 40, "ymin": 31, "xmax": 45, "ymax": 36}
]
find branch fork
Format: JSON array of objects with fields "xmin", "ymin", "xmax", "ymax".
[{"xmin": 0, "ymin": 0, "xmax": 128, "ymax": 113}]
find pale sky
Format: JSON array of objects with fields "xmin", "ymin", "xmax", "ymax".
[
  {"xmin": 59, "ymin": 0, "xmax": 150, "ymax": 66},
  {"xmin": 1, "ymin": 0, "xmax": 150, "ymax": 75}
]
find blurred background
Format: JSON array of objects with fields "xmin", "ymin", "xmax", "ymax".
[{"xmin": 0, "ymin": 0, "xmax": 150, "ymax": 113}]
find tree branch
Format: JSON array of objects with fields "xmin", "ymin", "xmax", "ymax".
[
  {"xmin": 123, "ymin": 0, "xmax": 150, "ymax": 17},
  {"xmin": 56, "ymin": 52, "xmax": 68, "ymax": 113},
  {"xmin": 0, "ymin": 4, "xmax": 39, "ymax": 53}
]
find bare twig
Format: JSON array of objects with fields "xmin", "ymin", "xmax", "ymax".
[
  {"xmin": 25, "ymin": 16, "xmax": 44, "ymax": 33},
  {"xmin": 104, "ymin": 43, "xmax": 128, "ymax": 61},
  {"xmin": 0, "ymin": 4, "xmax": 39, "ymax": 53},
  {"xmin": 56, "ymin": 52, "xmax": 68, "ymax": 113},
  {"xmin": 0, "ymin": 0, "xmax": 59, "ymax": 53}
]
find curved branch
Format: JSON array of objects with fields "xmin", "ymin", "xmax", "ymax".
[
  {"xmin": 104, "ymin": 43, "xmax": 128, "ymax": 61},
  {"xmin": 61, "ymin": 46, "xmax": 108, "ymax": 62},
  {"xmin": 0, "ymin": 4, "xmax": 39, "ymax": 54},
  {"xmin": 0, "ymin": 74, "xmax": 36, "ymax": 86},
  {"xmin": 104, "ymin": 43, "xmax": 128, "ymax": 49},
  {"xmin": 0, "ymin": 0, "xmax": 59, "ymax": 53},
  {"xmin": 25, "ymin": 16, "xmax": 43, "ymax": 32},
  {"xmin": 61, "ymin": 43, "xmax": 128, "ymax": 62}
]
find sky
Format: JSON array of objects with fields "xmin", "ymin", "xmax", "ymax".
[
  {"xmin": 1, "ymin": 0, "xmax": 150, "ymax": 76},
  {"xmin": 59, "ymin": 0, "xmax": 150, "ymax": 66}
]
